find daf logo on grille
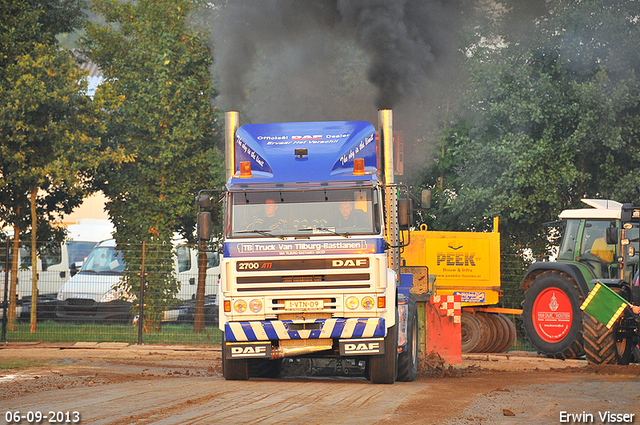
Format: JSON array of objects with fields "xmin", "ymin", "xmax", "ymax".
[{"xmin": 332, "ymin": 259, "xmax": 368, "ymax": 267}]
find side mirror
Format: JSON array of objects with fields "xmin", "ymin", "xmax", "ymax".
[
  {"xmin": 70, "ymin": 261, "xmax": 83, "ymax": 277},
  {"xmin": 197, "ymin": 212, "xmax": 212, "ymax": 241},
  {"xmin": 621, "ymin": 203, "xmax": 640, "ymax": 222},
  {"xmin": 398, "ymin": 197, "xmax": 413, "ymax": 230},
  {"xmin": 196, "ymin": 194, "xmax": 212, "ymax": 209},
  {"xmin": 421, "ymin": 189, "xmax": 431, "ymax": 209},
  {"xmin": 606, "ymin": 226, "xmax": 618, "ymax": 245}
]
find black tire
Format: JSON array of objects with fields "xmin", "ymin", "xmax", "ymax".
[
  {"xmin": 221, "ymin": 332, "xmax": 250, "ymax": 380},
  {"xmin": 369, "ymin": 311, "xmax": 398, "ymax": 384},
  {"xmin": 485, "ymin": 313, "xmax": 509, "ymax": 353},
  {"xmin": 461, "ymin": 312, "xmax": 484, "ymax": 353},
  {"xmin": 397, "ymin": 294, "xmax": 418, "ymax": 382},
  {"xmin": 522, "ymin": 271, "xmax": 585, "ymax": 359},
  {"xmin": 481, "ymin": 313, "xmax": 504, "ymax": 353},
  {"xmin": 496, "ymin": 314, "xmax": 516, "ymax": 353},
  {"xmin": 583, "ymin": 313, "xmax": 632, "ymax": 365},
  {"xmin": 473, "ymin": 313, "xmax": 494, "ymax": 353},
  {"xmin": 488, "ymin": 313, "xmax": 509, "ymax": 353},
  {"xmin": 250, "ymin": 359, "xmax": 283, "ymax": 378}
]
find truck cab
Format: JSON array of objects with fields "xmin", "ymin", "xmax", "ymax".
[{"xmin": 199, "ymin": 112, "xmax": 418, "ymax": 383}]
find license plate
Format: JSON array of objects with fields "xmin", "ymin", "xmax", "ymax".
[{"xmin": 284, "ymin": 300, "xmax": 324, "ymax": 310}]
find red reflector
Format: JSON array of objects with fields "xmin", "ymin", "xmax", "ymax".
[
  {"xmin": 353, "ymin": 158, "xmax": 365, "ymax": 175},
  {"xmin": 239, "ymin": 161, "xmax": 252, "ymax": 178}
]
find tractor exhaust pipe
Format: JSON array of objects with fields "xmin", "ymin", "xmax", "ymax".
[{"xmin": 225, "ymin": 111, "xmax": 240, "ymax": 180}]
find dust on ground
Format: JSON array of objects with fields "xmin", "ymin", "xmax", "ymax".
[{"xmin": 1, "ymin": 343, "xmax": 639, "ymax": 425}]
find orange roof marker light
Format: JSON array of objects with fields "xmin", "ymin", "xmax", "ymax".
[
  {"xmin": 239, "ymin": 161, "xmax": 252, "ymax": 178},
  {"xmin": 353, "ymin": 158, "xmax": 365, "ymax": 175}
]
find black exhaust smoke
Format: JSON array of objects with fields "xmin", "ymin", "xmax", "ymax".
[{"xmin": 211, "ymin": 0, "xmax": 467, "ymax": 112}]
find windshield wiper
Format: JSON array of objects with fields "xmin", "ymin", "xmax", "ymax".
[
  {"xmin": 298, "ymin": 227, "xmax": 350, "ymax": 238},
  {"xmin": 235, "ymin": 229, "xmax": 286, "ymax": 240}
]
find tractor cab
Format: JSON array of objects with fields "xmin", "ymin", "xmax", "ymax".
[
  {"xmin": 557, "ymin": 199, "xmax": 621, "ymax": 281},
  {"xmin": 620, "ymin": 204, "xmax": 640, "ymax": 306}
]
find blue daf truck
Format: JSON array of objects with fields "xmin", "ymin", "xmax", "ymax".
[{"xmin": 197, "ymin": 110, "xmax": 418, "ymax": 383}]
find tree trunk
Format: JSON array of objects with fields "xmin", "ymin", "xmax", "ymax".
[
  {"xmin": 30, "ymin": 188, "xmax": 38, "ymax": 333},
  {"xmin": 8, "ymin": 219, "xmax": 20, "ymax": 332},
  {"xmin": 194, "ymin": 246, "xmax": 206, "ymax": 333}
]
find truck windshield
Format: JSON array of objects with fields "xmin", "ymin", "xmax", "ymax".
[
  {"xmin": 81, "ymin": 246, "xmax": 125, "ymax": 274},
  {"xmin": 67, "ymin": 241, "xmax": 99, "ymax": 267},
  {"xmin": 228, "ymin": 188, "xmax": 377, "ymax": 238}
]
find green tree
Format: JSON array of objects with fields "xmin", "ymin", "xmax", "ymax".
[
  {"xmin": 81, "ymin": 0, "xmax": 224, "ymax": 331},
  {"xmin": 420, "ymin": 0, "xmax": 640, "ymax": 258},
  {"xmin": 0, "ymin": 0, "xmax": 105, "ymax": 331}
]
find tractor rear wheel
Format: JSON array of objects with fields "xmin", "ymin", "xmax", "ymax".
[
  {"xmin": 583, "ymin": 313, "xmax": 632, "ymax": 365},
  {"xmin": 522, "ymin": 271, "xmax": 585, "ymax": 359}
]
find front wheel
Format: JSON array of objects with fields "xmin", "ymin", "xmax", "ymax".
[
  {"xmin": 369, "ymin": 323, "xmax": 398, "ymax": 384},
  {"xmin": 222, "ymin": 332, "xmax": 250, "ymax": 380}
]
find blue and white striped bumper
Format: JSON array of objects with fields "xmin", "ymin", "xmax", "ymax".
[{"xmin": 224, "ymin": 318, "xmax": 386, "ymax": 342}]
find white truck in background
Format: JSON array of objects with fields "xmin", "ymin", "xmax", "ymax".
[
  {"xmin": 56, "ymin": 237, "xmax": 221, "ymax": 324},
  {"xmin": 1, "ymin": 219, "xmax": 114, "ymax": 319}
]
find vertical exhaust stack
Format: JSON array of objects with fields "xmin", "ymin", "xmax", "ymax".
[
  {"xmin": 225, "ymin": 111, "xmax": 240, "ymax": 180},
  {"xmin": 378, "ymin": 109, "xmax": 394, "ymax": 185},
  {"xmin": 378, "ymin": 109, "xmax": 400, "ymax": 276}
]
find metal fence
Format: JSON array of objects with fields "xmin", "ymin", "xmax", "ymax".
[
  {"xmin": 1, "ymin": 239, "xmax": 221, "ymax": 345},
  {"xmin": 2, "ymin": 238, "xmax": 533, "ymax": 350},
  {"xmin": 500, "ymin": 254, "xmax": 534, "ymax": 351}
]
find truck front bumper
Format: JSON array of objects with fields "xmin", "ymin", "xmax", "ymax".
[{"xmin": 224, "ymin": 317, "xmax": 386, "ymax": 342}]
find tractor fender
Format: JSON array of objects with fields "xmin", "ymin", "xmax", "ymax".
[
  {"xmin": 593, "ymin": 279, "xmax": 633, "ymax": 302},
  {"xmin": 520, "ymin": 262, "xmax": 590, "ymax": 297}
]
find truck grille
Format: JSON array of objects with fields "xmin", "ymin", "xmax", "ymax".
[{"xmin": 232, "ymin": 258, "xmax": 373, "ymax": 293}]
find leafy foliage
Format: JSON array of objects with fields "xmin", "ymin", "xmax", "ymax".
[
  {"xmin": 0, "ymin": 0, "xmax": 95, "ymax": 239},
  {"xmin": 0, "ymin": 0, "xmax": 101, "ymax": 329},
  {"xmin": 419, "ymin": 0, "xmax": 640, "ymax": 257},
  {"xmin": 81, "ymin": 0, "xmax": 225, "ymax": 330}
]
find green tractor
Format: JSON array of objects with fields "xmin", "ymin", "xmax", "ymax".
[{"xmin": 520, "ymin": 199, "xmax": 640, "ymax": 364}]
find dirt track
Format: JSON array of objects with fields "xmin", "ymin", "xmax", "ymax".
[{"xmin": 1, "ymin": 344, "xmax": 639, "ymax": 425}]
